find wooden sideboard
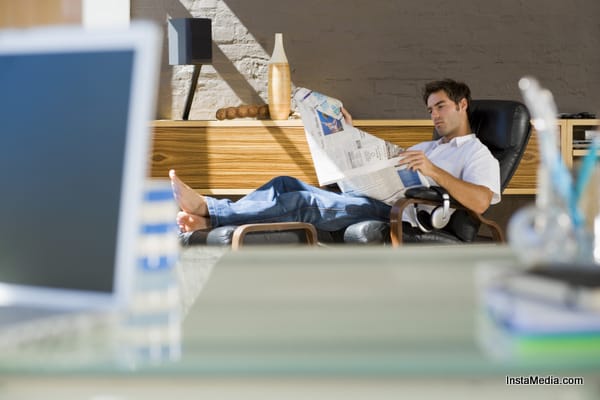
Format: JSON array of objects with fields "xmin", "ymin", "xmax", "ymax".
[
  {"xmin": 150, "ymin": 119, "xmax": 572, "ymax": 196},
  {"xmin": 564, "ymin": 119, "xmax": 600, "ymax": 169}
]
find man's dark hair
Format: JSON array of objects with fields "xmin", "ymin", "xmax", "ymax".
[{"xmin": 422, "ymin": 79, "xmax": 471, "ymax": 109}]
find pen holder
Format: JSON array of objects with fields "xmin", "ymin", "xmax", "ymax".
[
  {"xmin": 515, "ymin": 76, "xmax": 600, "ymax": 267},
  {"xmin": 507, "ymin": 203, "xmax": 578, "ymax": 266},
  {"xmin": 508, "ymin": 164, "xmax": 600, "ymax": 266}
]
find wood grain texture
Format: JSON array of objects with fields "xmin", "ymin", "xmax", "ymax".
[
  {"xmin": 151, "ymin": 123, "xmax": 316, "ymax": 191},
  {"xmin": 150, "ymin": 120, "xmax": 558, "ymax": 196},
  {"xmin": 0, "ymin": 0, "xmax": 81, "ymax": 27}
]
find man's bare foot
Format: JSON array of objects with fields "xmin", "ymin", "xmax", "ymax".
[
  {"xmin": 169, "ymin": 169, "xmax": 208, "ymax": 216},
  {"xmin": 177, "ymin": 211, "xmax": 211, "ymax": 232}
]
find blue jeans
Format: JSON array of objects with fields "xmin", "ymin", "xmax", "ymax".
[{"xmin": 205, "ymin": 176, "xmax": 391, "ymax": 231}]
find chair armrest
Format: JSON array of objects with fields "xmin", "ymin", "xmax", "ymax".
[
  {"xmin": 231, "ymin": 222, "xmax": 318, "ymax": 250},
  {"xmin": 389, "ymin": 197, "xmax": 440, "ymax": 247},
  {"xmin": 389, "ymin": 188, "xmax": 504, "ymax": 247}
]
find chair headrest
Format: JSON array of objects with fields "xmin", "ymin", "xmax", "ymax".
[
  {"xmin": 433, "ymin": 99, "xmax": 532, "ymax": 190},
  {"xmin": 468, "ymin": 100, "xmax": 530, "ymax": 151},
  {"xmin": 471, "ymin": 100, "xmax": 532, "ymax": 190}
]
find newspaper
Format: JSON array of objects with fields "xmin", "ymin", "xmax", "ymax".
[{"xmin": 293, "ymin": 87, "xmax": 429, "ymax": 205}]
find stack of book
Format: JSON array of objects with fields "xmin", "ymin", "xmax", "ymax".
[
  {"xmin": 573, "ymin": 130, "xmax": 600, "ymax": 149},
  {"xmin": 573, "ymin": 139, "xmax": 593, "ymax": 149},
  {"xmin": 476, "ymin": 263, "xmax": 600, "ymax": 360}
]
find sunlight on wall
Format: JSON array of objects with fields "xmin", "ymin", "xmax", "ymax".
[{"xmin": 169, "ymin": 0, "xmax": 272, "ymax": 119}]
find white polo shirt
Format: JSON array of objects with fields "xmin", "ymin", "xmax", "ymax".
[{"xmin": 403, "ymin": 133, "xmax": 501, "ymax": 226}]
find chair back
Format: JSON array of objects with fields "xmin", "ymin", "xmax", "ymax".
[
  {"xmin": 468, "ymin": 100, "xmax": 532, "ymax": 191},
  {"xmin": 430, "ymin": 99, "xmax": 532, "ymax": 242},
  {"xmin": 433, "ymin": 99, "xmax": 531, "ymax": 191}
]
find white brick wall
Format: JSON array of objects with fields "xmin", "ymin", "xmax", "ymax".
[
  {"xmin": 132, "ymin": 0, "xmax": 600, "ymax": 120},
  {"xmin": 133, "ymin": 0, "xmax": 273, "ymax": 119}
]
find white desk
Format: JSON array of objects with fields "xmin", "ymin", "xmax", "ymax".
[{"xmin": 1, "ymin": 245, "xmax": 598, "ymax": 399}]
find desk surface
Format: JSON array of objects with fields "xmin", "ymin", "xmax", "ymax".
[
  {"xmin": 175, "ymin": 245, "xmax": 600, "ymax": 377},
  {"xmin": 2, "ymin": 244, "xmax": 600, "ymax": 379}
]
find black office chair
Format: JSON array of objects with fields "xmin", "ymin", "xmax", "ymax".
[
  {"xmin": 344, "ymin": 99, "xmax": 532, "ymax": 245},
  {"xmin": 180, "ymin": 99, "xmax": 531, "ymax": 248}
]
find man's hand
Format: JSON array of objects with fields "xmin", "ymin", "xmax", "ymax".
[
  {"xmin": 399, "ymin": 150, "xmax": 493, "ymax": 214},
  {"xmin": 399, "ymin": 150, "xmax": 437, "ymax": 177},
  {"xmin": 341, "ymin": 107, "xmax": 353, "ymax": 125}
]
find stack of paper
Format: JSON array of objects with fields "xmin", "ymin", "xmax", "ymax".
[{"xmin": 476, "ymin": 262, "xmax": 600, "ymax": 359}]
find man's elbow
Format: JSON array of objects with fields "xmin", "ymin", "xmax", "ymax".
[
  {"xmin": 471, "ymin": 190, "xmax": 494, "ymax": 214},
  {"xmin": 471, "ymin": 202, "xmax": 490, "ymax": 215}
]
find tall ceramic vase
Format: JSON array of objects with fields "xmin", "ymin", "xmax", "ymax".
[{"xmin": 268, "ymin": 33, "xmax": 291, "ymax": 120}]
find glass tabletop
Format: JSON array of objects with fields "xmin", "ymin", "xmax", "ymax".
[
  {"xmin": 173, "ymin": 245, "xmax": 600, "ymax": 377},
  {"xmin": 2, "ymin": 244, "xmax": 600, "ymax": 378}
]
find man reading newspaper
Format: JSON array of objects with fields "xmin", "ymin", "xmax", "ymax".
[
  {"xmin": 292, "ymin": 86, "xmax": 432, "ymax": 206},
  {"xmin": 170, "ymin": 79, "xmax": 500, "ymax": 239}
]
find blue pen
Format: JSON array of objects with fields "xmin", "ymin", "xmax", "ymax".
[{"xmin": 572, "ymin": 135, "xmax": 599, "ymax": 226}]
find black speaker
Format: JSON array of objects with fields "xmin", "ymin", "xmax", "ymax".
[
  {"xmin": 168, "ymin": 18, "xmax": 212, "ymax": 65},
  {"xmin": 167, "ymin": 18, "xmax": 212, "ymax": 120}
]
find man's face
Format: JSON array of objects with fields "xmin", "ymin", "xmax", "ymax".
[{"xmin": 426, "ymin": 90, "xmax": 467, "ymax": 139}]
